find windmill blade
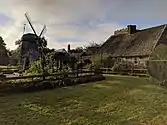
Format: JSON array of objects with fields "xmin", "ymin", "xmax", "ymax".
[
  {"xmin": 25, "ymin": 12, "xmax": 37, "ymax": 36},
  {"xmin": 23, "ymin": 23, "xmax": 26, "ymax": 35},
  {"xmin": 39, "ymin": 25, "xmax": 47, "ymax": 37}
]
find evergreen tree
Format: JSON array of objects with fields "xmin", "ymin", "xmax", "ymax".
[{"xmin": 0, "ymin": 36, "xmax": 9, "ymax": 65}]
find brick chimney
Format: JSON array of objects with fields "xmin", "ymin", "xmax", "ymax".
[
  {"xmin": 127, "ymin": 25, "xmax": 136, "ymax": 34},
  {"xmin": 67, "ymin": 44, "xmax": 71, "ymax": 53}
]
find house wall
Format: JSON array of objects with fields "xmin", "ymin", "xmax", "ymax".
[{"xmin": 120, "ymin": 56, "xmax": 149, "ymax": 68}]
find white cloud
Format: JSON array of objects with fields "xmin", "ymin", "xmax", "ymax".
[
  {"xmin": 0, "ymin": 0, "xmax": 125, "ymax": 50},
  {"xmin": 1, "ymin": 0, "xmax": 167, "ymax": 50}
]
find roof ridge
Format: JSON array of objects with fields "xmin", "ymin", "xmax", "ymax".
[
  {"xmin": 142, "ymin": 24, "xmax": 167, "ymax": 30},
  {"xmin": 149, "ymin": 24, "xmax": 167, "ymax": 59}
]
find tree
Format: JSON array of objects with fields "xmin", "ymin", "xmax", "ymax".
[
  {"xmin": 9, "ymin": 46, "xmax": 22, "ymax": 66},
  {"xmin": 70, "ymin": 47, "xmax": 84, "ymax": 53},
  {"xmin": 0, "ymin": 36, "xmax": 9, "ymax": 65},
  {"xmin": 75, "ymin": 47, "xmax": 84, "ymax": 53},
  {"xmin": 84, "ymin": 42, "xmax": 101, "ymax": 54},
  {"xmin": 15, "ymin": 39, "xmax": 21, "ymax": 45}
]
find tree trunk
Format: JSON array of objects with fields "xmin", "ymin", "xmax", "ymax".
[
  {"xmin": 60, "ymin": 60, "xmax": 62, "ymax": 71},
  {"xmin": 56, "ymin": 60, "xmax": 59, "ymax": 71}
]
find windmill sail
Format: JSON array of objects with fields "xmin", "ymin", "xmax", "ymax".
[
  {"xmin": 23, "ymin": 24, "xmax": 26, "ymax": 34},
  {"xmin": 25, "ymin": 12, "xmax": 37, "ymax": 35}
]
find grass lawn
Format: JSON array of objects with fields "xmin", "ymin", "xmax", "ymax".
[{"xmin": 1, "ymin": 75, "xmax": 167, "ymax": 125}]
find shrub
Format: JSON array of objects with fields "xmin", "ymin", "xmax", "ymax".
[
  {"xmin": 113, "ymin": 61, "xmax": 136, "ymax": 72},
  {"xmin": 24, "ymin": 59, "xmax": 53, "ymax": 76},
  {"xmin": 102, "ymin": 56, "xmax": 115, "ymax": 68},
  {"xmin": 0, "ymin": 73, "xmax": 6, "ymax": 82},
  {"xmin": 147, "ymin": 60, "xmax": 167, "ymax": 85},
  {"xmin": 24, "ymin": 60, "xmax": 42, "ymax": 75},
  {"xmin": 37, "ymin": 81, "xmax": 55, "ymax": 90},
  {"xmin": 1, "ymin": 73, "xmax": 106, "ymax": 93},
  {"xmin": 63, "ymin": 78, "xmax": 73, "ymax": 86},
  {"xmin": 94, "ymin": 66, "xmax": 101, "ymax": 74},
  {"xmin": 0, "ymin": 73, "xmax": 5, "ymax": 78}
]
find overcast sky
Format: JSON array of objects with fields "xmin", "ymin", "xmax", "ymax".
[{"xmin": 0, "ymin": 0, "xmax": 167, "ymax": 50}]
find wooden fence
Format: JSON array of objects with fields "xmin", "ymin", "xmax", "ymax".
[
  {"xmin": 0, "ymin": 71, "xmax": 94, "ymax": 82},
  {"xmin": 100, "ymin": 68, "xmax": 149, "ymax": 77},
  {"xmin": 0, "ymin": 68, "xmax": 149, "ymax": 83}
]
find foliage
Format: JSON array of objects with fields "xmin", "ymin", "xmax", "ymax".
[
  {"xmin": 0, "ymin": 36, "xmax": 9, "ymax": 65},
  {"xmin": 102, "ymin": 56, "xmax": 115, "ymax": 68},
  {"xmin": 148, "ymin": 43, "xmax": 167, "ymax": 85},
  {"xmin": 66, "ymin": 56, "xmax": 78, "ymax": 72},
  {"xmin": 9, "ymin": 46, "xmax": 21, "ymax": 65},
  {"xmin": 0, "ymin": 73, "xmax": 6, "ymax": 78},
  {"xmin": 24, "ymin": 59, "xmax": 43, "ymax": 75},
  {"xmin": 40, "ymin": 37, "xmax": 48, "ymax": 47},
  {"xmin": 151, "ymin": 44, "xmax": 167, "ymax": 60},
  {"xmin": 84, "ymin": 42, "xmax": 101, "ymax": 54},
  {"xmin": 1, "ymin": 73, "xmax": 105, "ymax": 93},
  {"xmin": 15, "ymin": 39, "xmax": 21, "ymax": 45},
  {"xmin": 93, "ymin": 64, "xmax": 101, "ymax": 74},
  {"xmin": 147, "ymin": 60, "xmax": 167, "ymax": 85},
  {"xmin": 113, "ymin": 60, "xmax": 137, "ymax": 71},
  {"xmin": 75, "ymin": 47, "xmax": 84, "ymax": 53},
  {"xmin": 92, "ymin": 54, "xmax": 101, "ymax": 66}
]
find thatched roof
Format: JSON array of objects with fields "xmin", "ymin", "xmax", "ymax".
[{"xmin": 98, "ymin": 24, "xmax": 167, "ymax": 57}]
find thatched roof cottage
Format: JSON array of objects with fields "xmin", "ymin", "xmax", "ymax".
[{"xmin": 98, "ymin": 24, "xmax": 167, "ymax": 68}]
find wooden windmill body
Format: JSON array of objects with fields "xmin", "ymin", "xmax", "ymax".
[{"xmin": 21, "ymin": 12, "xmax": 47, "ymax": 72}]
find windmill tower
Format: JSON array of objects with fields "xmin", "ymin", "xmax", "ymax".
[{"xmin": 21, "ymin": 12, "xmax": 47, "ymax": 74}]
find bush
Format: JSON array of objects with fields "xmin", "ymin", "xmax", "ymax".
[
  {"xmin": 113, "ymin": 61, "xmax": 136, "ymax": 72},
  {"xmin": 74, "ymin": 75, "xmax": 105, "ymax": 84},
  {"xmin": 0, "ymin": 73, "xmax": 5, "ymax": 78},
  {"xmin": 0, "ymin": 74, "xmax": 106, "ymax": 93},
  {"xmin": 24, "ymin": 60, "xmax": 42, "ymax": 75},
  {"xmin": 102, "ymin": 56, "xmax": 115, "ymax": 68},
  {"xmin": 94, "ymin": 65, "xmax": 101, "ymax": 74},
  {"xmin": 63, "ymin": 78, "xmax": 73, "ymax": 86},
  {"xmin": 37, "ymin": 81, "xmax": 55, "ymax": 90},
  {"xmin": 0, "ymin": 73, "xmax": 6, "ymax": 82},
  {"xmin": 24, "ymin": 59, "xmax": 53, "ymax": 76},
  {"xmin": 147, "ymin": 60, "xmax": 167, "ymax": 85}
]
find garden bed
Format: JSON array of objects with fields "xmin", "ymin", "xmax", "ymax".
[{"xmin": 0, "ymin": 74, "xmax": 105, "ymax": 94}]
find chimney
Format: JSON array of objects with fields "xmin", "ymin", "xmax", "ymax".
[
  {"xmin": 127, "ymin": 25, "xmax": 136, "ymax": 34},
  {"xmin": 67, "ymin": 44, "xmax": 71, "ymax": 52}
]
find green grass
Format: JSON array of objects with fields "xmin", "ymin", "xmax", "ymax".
[{"xmin": 1, "ymin": 75, "xmax": 167, "ymax": 125}]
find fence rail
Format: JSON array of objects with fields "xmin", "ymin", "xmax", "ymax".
[
  {"xmin": 102, "ymin": 71, "xmax": 149, "ymax": 77},
  {"xmin": 100, "ymin": 68, "xmax": 148, "ymax": 77},
  {"xmin": 0, "ymin": 71, "xmax": 94, "ymax": 81},
  {"xmin": 148, "ymin": 60, "xmax": 167, "ymax": 62},
  {"xmin": 0, "ymin": 68, "xmax": 149, "ymax": 82}
]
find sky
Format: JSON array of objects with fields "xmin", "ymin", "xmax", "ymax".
[{"xmin": 0, "ymin": 0, "xmax": 167, "ymax": 50}]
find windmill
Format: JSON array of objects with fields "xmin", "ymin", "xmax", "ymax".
[{"xmin": 21, "ymin": 12, "xmax": 47, "ymax": 77}]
